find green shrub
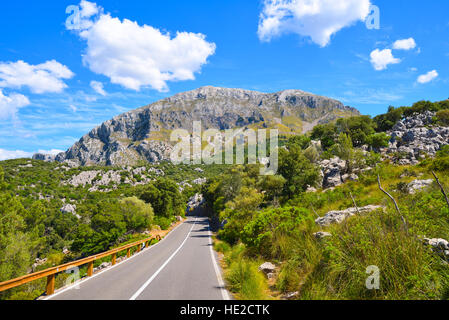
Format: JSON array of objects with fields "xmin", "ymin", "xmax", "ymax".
[
  {"xmin": 436, "ymin": 110, "xmax": 449, "ymax": 126},
  {"xmin": 153, "ymin": 216, "xmax": 174, "ymax": 230},
  {"xmin": 225, "ymin": 250, "xmax": 269, "ymax": 300}
]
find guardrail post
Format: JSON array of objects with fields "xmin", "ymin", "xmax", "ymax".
[
  {"xmin": 112, "ymin": 253, "xmax": 117, "ymax": 266},
  {"xmin": 46, "ymin": 274, "xmax": 55, "ymax": 296},
  {"xmin": 136, "ymin": 244, "xmax": 141, "ymax": 253},
  {"xmin": 87, "ymin": 262, "xmax": 94, "ymax": 277},
  {"xmin": 127, "ymin": 248, "xmax": 131, "ymax": 258}
]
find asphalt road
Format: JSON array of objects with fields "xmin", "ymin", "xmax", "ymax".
[{"xmin": 47, "ymin": 216, "xmax": 230, "ymax": 300}]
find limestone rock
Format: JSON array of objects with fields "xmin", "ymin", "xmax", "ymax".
[
  {"xmin": 407, "ymin": 179, "xmax": 433, "ymax": 194},
  {"xmin": 315, "ymin": 205, "xmax": 384, "ymax": 227},
  {"xmin": 258, "ymin": 262, "xmax": 276, "ymax": 274},
  {"xmin": 313, "ymin": 232, "xmax": 332, "ymax": 239}
]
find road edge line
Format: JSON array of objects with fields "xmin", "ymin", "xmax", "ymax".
[{"xmin": 208, "ymin": 224, "xmax": 231, "ymax": 301}]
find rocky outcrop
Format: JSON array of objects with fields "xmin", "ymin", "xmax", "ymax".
[
  {"xmin": 64, "ymin": 166, "xmax": 165, "ymax": 192},
  {"xmin": 407, "ymin": 179, "xmax": 434, "ymax": 194},
  {"xmin": 382, "ymin": 111, "xmax": 449, "ymax": 165},
  {"xmin": 32, "ymin": 153, "xmax": 56, "ymax": 162},
  {"xmin": 186, "ymin": 193, "xmax": 204, "ymax": 213},
  {"xmin": 315, "ymin": 205, "xmax": 384, "ymax": 227},
  {"xmin": 61, "ymin": 204, "xmax": 81, "ymax": 219},
  {"xmin": 319, "ymin": 157, "xmax": 359, "ymax": 189},
  {"xmin": 38, "ymin": 86, "xmax": 358, "ymax": 166}
]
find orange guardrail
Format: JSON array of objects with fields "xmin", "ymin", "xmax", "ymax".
[{"xmin": 0, "ymin": 234, "xmax": 162, "ymax": 296}]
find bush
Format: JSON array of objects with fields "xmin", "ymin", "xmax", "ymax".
[
  {"xmin": 436, "ymin": 110, "xmax": 449, "ymax": 126},
  {"xmin": 153, "ymin": 216, "xmax": 174, "ymax": 230},
  {"xmin": 119, "ymin": 197, "xmax": 154, "ymax": 232},
  {"xmin": 299, "ymin": 210, "xmax": 449, "ymax": 300},
  {"xmin": 241, "ymin": 206, "xmax": 313, "ymax": 258},
  {"xmin": 224, "ymin": 245, "xmax": 269, "ymax": 300}
]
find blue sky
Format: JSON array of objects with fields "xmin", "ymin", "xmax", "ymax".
[{"xmin": 0, "ymin": 0, "xmax": 448, "ymax": 159}]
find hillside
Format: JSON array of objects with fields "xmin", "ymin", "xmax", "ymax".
[
  {"xmin": 35, "ymin": 86, "xmax": 359, "ymax": 166},
  {"xmin": 2, "ymin": 98, "xmax": 449, "ymax": 301}
]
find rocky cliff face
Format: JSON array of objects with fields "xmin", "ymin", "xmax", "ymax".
[{"xmin": 41, "ymin": 86, "xmax": 358, "ymax": 166}]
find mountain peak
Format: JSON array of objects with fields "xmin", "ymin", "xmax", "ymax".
[{"xmin": 51, "ymin": 86, "xmax": 359, "ymax": 166}]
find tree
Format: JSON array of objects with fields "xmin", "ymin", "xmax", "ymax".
[
  {"xmin": 139, "ymin": 179, "xmax": 185, "ymax": 218},
  {"xmin": 367, "ymin": 132, "xmax": 391, "ymax": 150},
  {"xmin": 311, "ymin": 123, "xmax": 337, "ymax": 150},
  {"xmin": 119, "ymin": 197, "xmax": 154, "ymax": 232},
  {"xmin": 257, "ymin": 175, "xmax": 286, "ymax": 203},
  {"xmin": 278, "ymin": 145, "xmax": 320, "ymax": 197},
  {"xmin": 330, "ymin": 133, "xmax": 353, "ymax": 172},
  {"xmin": 0, "ymin": 171, "xmax": 33, "ymax": 283},
  {"xmin": 335, "ymin": 116, "xmax": 376, "ymax": 147},
  {"xmin": 286, "ymin": 135, "xmax": 311, "ymax": 150}
]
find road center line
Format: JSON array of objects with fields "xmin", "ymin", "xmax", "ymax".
[{"xmin": 129, "ymin": 217, "xmax": 198, "ymax": 300}]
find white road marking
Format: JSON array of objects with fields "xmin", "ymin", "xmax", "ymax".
[
  {"xmin": 208, "ymin": 225, "xmax": 231, "ymax": 301},
  {"xmin": 43, "ymin": 220, "xmax": 187, "ymax": 300},
  {"xmin": 129, "ymin": 218, "xmax": 198, "ymax": 300}
]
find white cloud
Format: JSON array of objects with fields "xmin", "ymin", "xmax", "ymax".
[
  {"xmin": 393, "ymin": 38, "xmax": 416, "ymax": 51},
  {"xmin": 417, "ymin": 70, "xmax": 438, "ymax": 84},
  {"xmin": 0, "ymin": 89, "xmax": 30, "ymax": 120},
  {"xmin": 70, "ymin": 1, "xmax": 216, "ymax": 92},
  {"xmin": 80, "ymin": 0, "xmax": 100, "ymax": 18},
  {"xmin": 370, "ymin": 49, "xmax": 401, "ymax": 71},
  {"xmin": 0, "ymin": 60, "xmax": 74, "ymax": 94},
  {"xmin": 258, "ymin": 0, "xmax": 371, "ymax": 47},
  {"xmin": 90, "ymin": 80, "xmax": 106, "ymax": 96},
  {"xmin": 0, "ymin": 148, "xmax": 64, "ymax": 161},
  {"xmin": 0, "ymin": 149, "xmax": 32, "ymax": 161}
]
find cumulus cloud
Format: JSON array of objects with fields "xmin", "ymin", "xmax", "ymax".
[
  {"xmin": 393, "ymin": 38, "xmax": 417, "ymax": 51},
  {"xmin": 0, "ymin": 89, "xmax": 30, "ymax": 120},
  {"xmin": 417, "ymin": 70, "xmax": 438, "ymax": 84},
  {"xmin": 69, "ymin": 1, "xmax": 216, "ymax": 92},
  {"xmin": 0, "ymin": 149, "xmax": 32, "ymax": 161},
  {"xmin": 370, "ymin": 49, "xmax": 401, "ymax": 71},
  {"xmin": 258, "ymin": 0, "xmax": 371, "ymax": 47},
  {"xmin": 90, "ymin": 80, "xmax": 106, "ymax": 96},
  {"xmin": 0, "ymin": 60, "xmax": 74, "ymax": 94}
]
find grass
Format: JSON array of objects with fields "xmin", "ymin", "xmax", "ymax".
[
  {"xmin": 216, "ymin": 162, "xmax": 449, "ymax": 300},
  {"xmin": 222, "ymin": 244, "xmax": 271, "ymax": 300}
]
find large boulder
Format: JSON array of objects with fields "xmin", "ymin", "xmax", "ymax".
[
  {"xmin": 407, "ymin": 179, "xmax": 433, "ymax": 194},
  {"xmin": 258, "ymin": 262, "xmax": 276, "ymax": 274},
  {"xmin": 60, "ymin": 204, "xmax": 81, "ymax": 219},
  {"xmin": 315, "ymin": 205, "xmax": 384, "ymax": 227},
  {"xmin": 320, "ymin": 157, "xmax": 347, "ymax": 188}
]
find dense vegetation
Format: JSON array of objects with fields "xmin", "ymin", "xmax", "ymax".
[
  {"xmin": 207, "ymin": 99, "xmax": 449, "ymax": 300},
  {"xmin": 1, "ymin": 98, "xmax": 449, "ymax": 300},
  {"xmin": 0, "ymin": 160, "xmax": 225, "ymax": 299}
]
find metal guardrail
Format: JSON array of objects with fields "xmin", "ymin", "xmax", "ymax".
[{"xmin": 0, "ymin": 234, "xmax": 162, "ymax": 296}]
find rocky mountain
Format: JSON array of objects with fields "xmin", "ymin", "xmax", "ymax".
[{"xmin": 35, "ymin": 86, "xmax": 359, "ymax": 166}]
